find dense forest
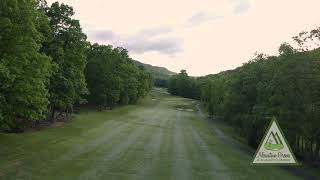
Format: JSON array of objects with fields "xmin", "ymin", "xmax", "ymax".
[
  {"xmin": 0, "ymin": 0, "xmax": 152, "ymax": 132},
  {"xmin": 168, "ymin": 70, "xmax": 199, "ymax": 99},
  {"xmin": 169, "ymin": 29, "xmax": 320, "ymax": 163}
]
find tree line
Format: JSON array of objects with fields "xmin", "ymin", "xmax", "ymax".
[
  {"xmin": 0, "ymin": 0, "xmax": 152, "ymax": 132},
  {"xmin": 169, "ymin": 28, "xmax": 320, "ymax": 163},
  {"xmin": 168, "ymin": 70, "xmax": 199, "ymax": 99}
]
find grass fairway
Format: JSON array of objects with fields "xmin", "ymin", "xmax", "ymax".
[{"xmin": 0, "ymin": 88, "xmax": 303, "ymax": 180}]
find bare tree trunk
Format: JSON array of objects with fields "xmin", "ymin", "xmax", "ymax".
[
  {"xmin": 314, "ymin": 140, "xmax": 320, "ymax": 162},
  {"xmin": 308, "ymin": 139, "xmax": 313, "ymax": 161},
  {"xmin": 298, "ymin": 136, "xmax": 302, "ymax": 153},
  {"xmin": 302, "ymin": 137, "xmax": 305, "ymax": 154},
  {"xmin": 50, "ymin": 107, "xmax": 56, "ymax": 122},
  {"xmin": 310, "ymin": 138, "xmax": 314, "ymax": 161},
  {"xmin": 295, "ymin": 135, "xmax": 299, "ymax": 152}
]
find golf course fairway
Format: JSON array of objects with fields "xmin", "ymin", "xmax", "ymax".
[{"xmin": 0, "ymin": 88, "xmax": 307, "ymax": 180}]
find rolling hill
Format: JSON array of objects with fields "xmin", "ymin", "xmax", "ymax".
[{"xmin": 134, "ymin": 60, "xmax": 176, "ymax": 87}]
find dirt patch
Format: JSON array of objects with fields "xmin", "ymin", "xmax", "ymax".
[
  {"xmin": 175, "ymin": 104, "xmax": 196, "ymax": 111},
  {"xmin": 176, "ymin": 107, "xmax": 194, "ymax": 112},
  {"xmin": 52, "ymin": 122, "xmax": 68, "ymax": 128},
  {"xmin": 22, "ymin": 115, "xmax": 73, "ymax": 133}
]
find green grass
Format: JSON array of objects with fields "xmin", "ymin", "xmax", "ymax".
[{"xmin": 0, "ymin": 88, "xmax": 307, "ymax": 179}]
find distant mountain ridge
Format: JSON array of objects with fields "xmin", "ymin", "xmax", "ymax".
[{"xmin": 133, "ymin": 60, "xmax": 176, "ymax": 80}]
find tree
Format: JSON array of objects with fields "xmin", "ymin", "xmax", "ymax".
[
  {"xmin": 0, "ymin": 0, "xmax": 152, "ymax": 131},
  {"xmin": 86, "ymin": 44, "xmax": 121, "ymax": 109},
  {"xmin": 194, "ymin": 43, "xmax": 320, "ymax": 162},
  {"xmin": 85, "ymin": 44, "xmax": 152, "ymax": 110},
  {"xmin": 0, "ymin": 0, "xmax": 52, "ymax": 131},
  {"xmin": 279, "ymin": 43, "xmax": 295, "ymax": 56},
  {"xmin": 42, "ymin": 2, "xmax": 88, "ymax": 120},
  {"xmin": 168, "ymin": 70, "xmax": 199, "ymax": 99}
]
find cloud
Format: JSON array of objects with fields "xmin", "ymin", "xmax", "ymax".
[
  {"xmin": 136, "ymin": 27, "xmax": 173, "ymax": 38},
  {"xmin": 186, "ymin": 12, "xmax": 223, "ymax": 27},
  {"xmin": 87, "ymin": 27, "xmax": 182, "ymax": 56},
  {"xmin": 230, "ymin": 0, "xmax": 251, "ymax": 14},
  {"xmin": 93, "ymin": 30, "xmax": 116, "ymax": 41},
  {"xmin": 124, "ymin": 38, "xmax": 182, "ymax": 56}
]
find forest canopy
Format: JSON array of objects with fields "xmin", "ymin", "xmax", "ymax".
[
  {"xmin": 0, "ymin": 0, "xmax": 152, "ymax": 132},
  {"xmin": 169, "ymin": 28, "xmax": 320, "ymax": 162}
]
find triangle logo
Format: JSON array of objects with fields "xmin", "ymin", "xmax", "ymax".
[{"xmin": 252, "ymin": 117, "xmax": 298, "ymax": 165}]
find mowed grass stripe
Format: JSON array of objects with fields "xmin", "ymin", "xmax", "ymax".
[
  {"xmin": 78, "ymin": 102, "xmax": 166, "ymax": 179},
  {"xmin": 0, "ymin": 89, "xmax": 309, "ymax": 180},
  {"xmin": 172, "ymin": 110, "xmax": 193, "ymax": 180}
]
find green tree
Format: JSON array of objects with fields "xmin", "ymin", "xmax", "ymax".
[
  {"xmin": 86, "ymin": 44, "xmax": 121, "ymax": 109},
  {"xmin": 0, "ymin": 0, "xmax": 52, "ymax": 131},
  {"xmin": 42, "ymin": 2, "xmax": 88, "ymax": 120},
  {"xmin": 86, "ymin": 44, "xmax": 151, "ymax": 110},
  {"xmin": 168, "ymin": 70, "xmax": 199, "ymax": 99},
  {"xmin": 195, "ymin": 43, "xmax": 320, "ymax": 162}
]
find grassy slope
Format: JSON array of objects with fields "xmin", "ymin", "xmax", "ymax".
[{"xmin": 0, "ymin": 88, "xmax": 301, "ymax": 180}]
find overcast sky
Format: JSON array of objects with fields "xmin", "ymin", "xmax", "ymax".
[{"xmin": 47, "ymin": 0, "xmax": 320, "ymax": 76}]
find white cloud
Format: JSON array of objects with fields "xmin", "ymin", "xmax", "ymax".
[
  {"xmin": 230, "ymin": 0, "xmax": 251, "ymax": 14},
  {"xmin": 186, "ymin": 12, "xmax": 223, "ymax": 27},
  {"xmin": 88, "ymin": 27, "xmax": 182, "ymax": 56}
]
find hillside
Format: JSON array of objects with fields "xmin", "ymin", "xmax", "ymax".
[
  {"xmin": 134, "ymin": 60, "xmax": 176, "ymax": 87},
  {"xmin": 134, "ymin": 60, "xmax": 176, "ymax": 80}
]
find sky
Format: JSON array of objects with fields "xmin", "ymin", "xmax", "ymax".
[{"xmin": 47, "ymin": 0, "xmax": 320, "ymax": 76}]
